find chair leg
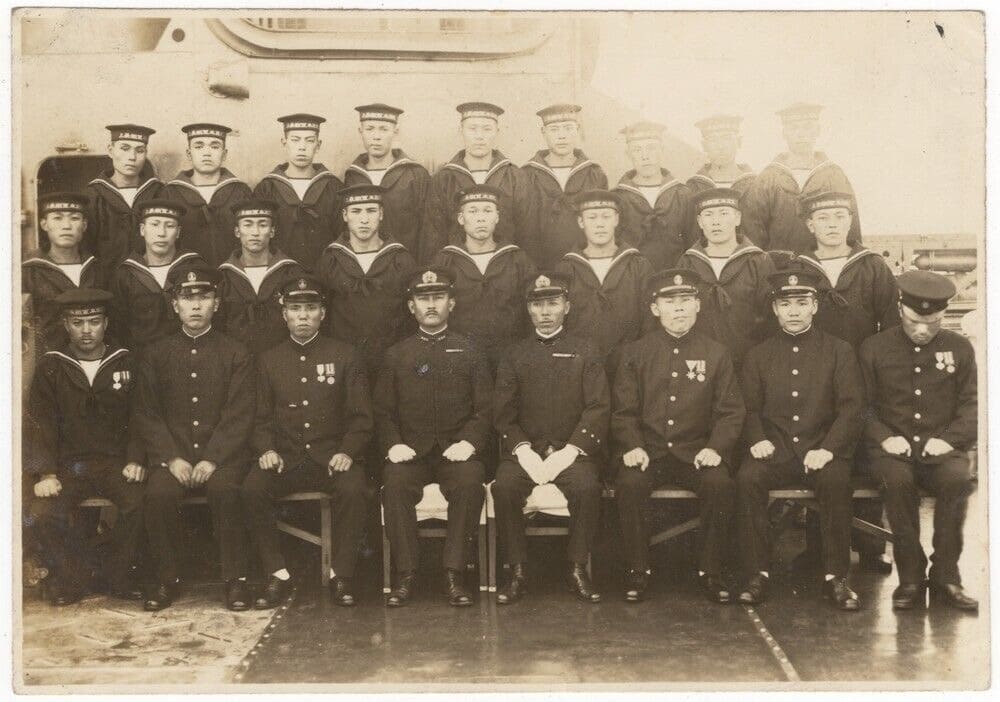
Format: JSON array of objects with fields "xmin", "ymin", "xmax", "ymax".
[
  {"xmin": 487, "ymin": 518, "xmax": 497, "ymax": 592},
  {"xmin": 382, "ymin": 525, "xmax": 392, "ymax": 595},
  {"xmin": 320, "ymin": 497, "xmax": 333, "ymax": 588},
  {"xmin": 478, "ymin": 522, "xmax": 488, "ymax": 592}
]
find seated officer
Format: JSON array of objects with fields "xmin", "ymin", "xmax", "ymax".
[
  {"xmin": 134, "ymin": 261, "xmax": 255, "ymax": 612},
  {"xmin": 492, "ymin": 272, "xmax": 609, "ymax": 604},
  {"xmin": 24, "ymin": 289, "xmax": 146, "ymax": 605},
  {"xmin": 736, "ymin": 262, "xmax": 864, "ymax": 610},
  {"xmin": 613, "ymin": 269, "xmax": 743, "ymax": 603},
  {"xmin": 374, "ymin": 268, "xmax": 493, "ymax": 607},
  {"xmin": 242, "ymin": 275, "xmax": 373, "ymax": 608},
  {"xmin": 859, "ymin": 271, "xmax": 978, "ymax": 610}
]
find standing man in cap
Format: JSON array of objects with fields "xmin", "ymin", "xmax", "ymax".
[
  {"xmin": 491, "ymin": 271, "xmax": 609, "ymax": 604},
  {"xmin": 165, "ymin": 123, "xmax": 252, "ymax": 268},
  {"xmin": 23, "ymin": 193, "xmax": 103, "ymax": 356},
  {"xmin": 135, "ymin": 260, "xmax": 254, "ymax": 612},
  {"xmin": 253, "ymin": 114, "xmax": 344, "ymax": 270},
  {"xmin": 24, "ymin": 288, "xmax": 146, "ymax": 605},
  {"xmin": 374, "ymin": 268, "xmax": 493, "ymax": 607},
  {"xmin": 85, "ymin": 124, "xmax": 164, "ymax": 282},
  {"xmin": 109, "ymin": 199, "xmax": 202, "ymax": 352},
  {"xmin": 859, "ymin": 271, "xmax": 978, "ymax": 611},
  {"xmin": 344, "ymin": 104, "xmax": 435, "ymax": 261},
  {"xmin": 676, "ymin": 188, "xmax": 773, "ymax": 370},
  {"xmin": 735, "ymin": 262, "xmax": 864, "ymax": 611},
  {"xmin": 612, "ymin": 268, "xmax": 743, "ymax": 604},
  {"xmin": 218, "ymin": 199, "xmax": 305, "ymax": 356},
  {"xmin": 522, "ymin": 104, "xmax": 608, "ymax": 267},
  {"xmin": 318, "ymin": 184, "xmax": 417, "ymax": 381},
  {"xmin": 556, "ymin": 189, "xmax": 655, "ymax": 370},
  {"xmin": 615, "ymin": 121, "xmax": 695, "ymax": 271},
  {"xmin": 741, "ymin": 103, "xmax": 861, "ymax": 253},
  {"xmin": 422, "ymin": 102, "xmax": 535, "ymax": 262},
  {"xmin": 242, "ymin": 274, "xmax": 373, "ymax": 608},
  {"xmin": 431, "ymin": 184, "xmax": 537, "ymax": 369},
  {"xmin": 686, "ymin": 115, "xmax": 756, "ymax": 242}
]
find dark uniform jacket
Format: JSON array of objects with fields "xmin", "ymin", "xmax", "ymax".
[
  {"xmin": 494, "ymin": 331, "xmax": 609, "ymax": 458},
  {"xmin": 109, "ymin": 251, "xmax": 202, "ymax": 352},
  {"xmin": 556, "ymin": 248, "xmax": 656, "ymax": 359},
  {"xmin": 676, "ymin": 243, "xmax": 775, "ymax": 367},
  {"xmin": 344, "ymin": 150, "xmax": 434, "ymax": 262},
  {"xmin": 615, "ymin": 169, "xmax": 694, "ymax": 271},
  {"xmin": 798, "ymin": 246, "xmax": 899, "ymax": 349},
  {"xmin": 84, "ymin": 166, "xmax": 164, "ymax": 282},
  {"xmin": 430, "ymin": 243, "xmax": 536, "ymax": 357},
  {"xmin": 133, "ymin": 327, "xmax": 254, "ymax": 469},
  {"xmin": 164, "ymin": 169, "xmax": 252, "ymax": 267},
  {"xmin": 522, "ymin": 150, "xmax": 608, "ymax": 267},
  {"xmin": 317, "ymin": 238, "xmax": 417, "ymax": 375},
  {"xmin": 742, "ymin": 326, "xmax": 864, "ymax": 463},
  {"xmin": 740, "ymin": 153, "xmax": 861, "ymax": 253},
  {"xmin": 422, "ymin": 150, "xmax": 535, "ymax": 260},
  {"xmin": 612, "ymin": 329, "xmax": 745, "ymax": 464},
  {"xmin": 24, "ymin": 342, "xmax": 142, "ymax": 476},
  {"xmin": 217, "ymin": 249, "xmax": 303, "ymax": 357},
  {"xmin": 253, "ymin": 333, "xmax": 373, "ymax": 467},
  {"xmin": 22, "ymin": 251, "xmax": 103, "ymax": 355},
  {"xmin": 252, "ymin": 164, "xmax": 344, "ymax": 270},
  {"xmin": 859, "ymin": 327, "xmax": 977, "ymax": 459},
  {"xmin": 685, "ymin": 164, "xmax": 756, "ymax": 242},
  {"xmin": 373, "ymin": 329, "xmax": 493, "ymax": 461}
]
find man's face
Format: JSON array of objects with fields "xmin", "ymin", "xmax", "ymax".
[
  {"xmin": 527, "ymin": 295, "xmax": 569, "ymax": 335},
  {"xmin": 342, "ymin": 204, "xmax": 382, "ymax": 242},
  {"xmin": 41, "ymin": 211, "xmax": 87, "ymax": 250},
  {"xmin": 458, "ymin": 202, "xmax": 499, "ymax": 243},
  {"xmin": 702, "ymin": 132, "xmax": 740, "ymax": 166},
  {"xmin": 806, "ymin": 207, "xmax": 852, "ymax": 248},
  {"xmin": 578, "ymin": 207, "xmax": 619, "ymax": 247},
  {"xmin": 626, "ymin": 137, "xmax": 663, "ymax": 175},
  {"xmin": 900, "ymin": 303, "xmax": 945, "ymax": 345},
  {"xmin": 63, "ymin": 312, "xmax": 107, "ymax": 354},
  {"xmin": 282, "ymin": 130, "xmax": 320, "ymax": 167},
  {"xmin": 651, "ymin": 293, "xmax": 700, "ymax": 336},
  {"xmin": 541, "ymin": 120, "xmax": 580, "ymax": 157},
  {"xmin": 697, "ymin": 206, "xmax": 741, "ymax": 246},
  {"xmin": 460, "ymin": 117, "xmax": 498, "ymax": 158},
  {"xmin": 187, "ymin": 137, "xmax": 226, "ymax": 176},
  {"xmin": 772, "ymin": 295, "xmax": 818, "ymax": 334},
  {"xmin": 408, "ymin": 291, "xmax": 454, "ymax": 329},
  {"xmin": 172, "ymin": 290, "xmax": 219, "ymax": 332},
  {"xmin": 782, "ymin": 119, "xmax": 820, "ymax": 154},
  {"xmin": 359, "ymin": 120, "xmax": 396, "ymax": 158},
  {"xmin": 235, "ymin": 216, "xmax": 274, "ymax": 255},
  {"xmin": 108, "ymin": 139, "xmax": 147, "ymax": 178},
  {"xmin": 140, "ymin": 216, "xmax": 181, "ymax": 257},
  {"xmin": 282, "ymin": 300, "xmax": 325, "ymax": 341}
]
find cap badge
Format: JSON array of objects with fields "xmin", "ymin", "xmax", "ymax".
[
  {"xmin": 187, "ymin": 271, "xmax": 197, "ymax": 283},
  {"xmin": 788, "ymin": 275, "xmax": 798, "ymax": 286},
  {"xmin": 298, "ymin": 278, "xmax": 308, "ymax": 290},
  {"xmin": 673, "ymin": 274, "xmax": 683, "ymax": 286},
  {"xmin": 536, "ymin": 275, "xmax": 551, "ymax": 288},
  {"xmin": 422, "ymin": 271, "xmax": 438, "ymax": 284}
]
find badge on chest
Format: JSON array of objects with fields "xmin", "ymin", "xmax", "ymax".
[
  {"xmin": 112, "ymin": 370, "xmax": 131, "ymax": 391},
  {"xmin": 934, "ymin": 351, "xmax": 956, "ymax": 374},
  {"xmin": 686, "ymin": 360, "xmax": 706, "ymax": 382},
  {"xmin": 316, "ymin": 363, "xmax": 336, "ymax": 384}
]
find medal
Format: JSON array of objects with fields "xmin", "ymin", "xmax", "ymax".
[
  {"xmin": 112, "ymin": 371, "xmax": 122, "ymax": 390},
  {"xmin": 686, "ymin": 360, "xmax": 697, "ymax": 380},
  {"xmin": 945, "ymin": 351, "xmax": 956, "ymax": 373},
  {"xmin": 935, "ymin": 352, "xmax": 945, "ymax": 370},
  {"xmin": 697, "ymin": 360, "xmax": 706, "ymax": 382},
  {"xmin": 316, "ymin": 363, "xmax": 326, "ymax": 382}
]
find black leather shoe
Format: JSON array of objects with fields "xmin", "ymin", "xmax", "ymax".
[
  {"xmin": 445, "ymin": 568, "xmax": 473, "ymax": 607},
  {"xmin": 701, "ymin": 573, "xmax": 731, "ymax": 604},
  {"xmin": 824, "ymin": 577, "xmax": 861, "ymax": 611},
  {"xmin": 226, "ymin": 579, "xmax": 251, "ymax": 612},
  {"xmin": 930, "ymin": 582, "xmax": 978, "ymax": 611},
  {"xmin": 496, "ymin": 563, "xmax": 527, "ymax": 605},
  {"xmin": 892, "ymin": 582, "xmax": 928, "ymax": 610},
  {"xmin": 567, "ymin": 563, "xmax": 601, "ymax": 603},
  {"xmin": 386, "ymin": 570, "xmax": 415, "ymax": 607},
  {"xmin": 859, "ymin": 552, "xmax": 893, "ymax": 575},
  {"xmin": 49, "ymin": 580, "xmax": 84, "ymax": 606},
  {"xmin": 623, "ymin": 569, "xmax": 649, "ymax": 603},
  {"xmin": 255, "ymin": 575, "xmax": 290, "ymax": 610},
  {"xmin": 143, "ymin": 582, "xmax": 174, "ymax": 612},
  {"xmin": 328, "ymin": 576, "xmax": 355, "ymax": 607},
  {"xmin": 738, "ymin": 573, "xmax": 769, "ymax": 605}
]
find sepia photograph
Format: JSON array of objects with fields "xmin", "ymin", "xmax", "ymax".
[{"xmin": 8, "ymin": 4, "xmax": 990, "ymax": 693}]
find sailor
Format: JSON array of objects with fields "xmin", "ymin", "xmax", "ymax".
[{"xmin": 685, "ymin": 115, "xmax": 756, "ymax": 242}]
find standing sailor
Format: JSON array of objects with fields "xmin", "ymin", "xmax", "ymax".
[{"xmin": 685, "ymin": 115, "xmax": 755, "ymax": 241}]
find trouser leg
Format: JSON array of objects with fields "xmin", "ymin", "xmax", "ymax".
[
  {"xmin": 551, "ymin": 458, "xmax": 601, "ymax": 564},
  {"xmin": 241, "ymin": 466, "xmax": 300, "ymax": 575},
  {"xmin": 94, "ymin": 467, "xmax": 146, "ymax": 589},
  {"xmin": 613, "ymin": 460, "xmax": 656, "ymax": 571},
  {"xmin": 921, "ymin": 455, "xmax": 973, "ymax": 587},
  {"xmin": 326, "ymin": 465, "xmax": 372, "ymax": 578},
  {"xmin": 205, "ymin": 463, "xmax": 249, "ymax": 582},
  {"xmin": 490, "ymin": 461, "xmax": 536, "ymax": 565},
  {"xmin": 809, "ymin": 458, "xmax": 852, "ymax": 578},
  {"xmin": 144, "ymin": 469, "xmax": 186, "ymax": 584},
  {"xmin": 382, "ymin": 461, "xmax": 429, "ymax": 572},
  {"xmin": 436, "ymin": 460, "xmax": 486, "ymax": 571},
  {"xmin": 870, "ymin": 455, "xmax": 925, "ymax": 585}
]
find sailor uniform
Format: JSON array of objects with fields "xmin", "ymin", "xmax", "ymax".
[
  {"xmin": 374, "ymin": 329, "xmax": 493, "ymax": 572},
  {"xmin": 165, "ymin": 168, "xmax": 252, "ymax": 267},
  {"xmin": 615, "ymin": 169, "xmax": 695, "ymax": 271},
  {"xmin": 22, "ymin": 251, "xmax": 102, "ymax": 355},
  {"xmin": 242, "ymin": 333, "xmax": 373, "ymax": 578},
  {"xmin": 492, "ymin": 330, "xmax": 609, "ymax": 564}
]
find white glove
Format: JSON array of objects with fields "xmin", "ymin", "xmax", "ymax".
[
  {"xmin": 388, "ymin": 444, "xmax": 417, "ymax": 464},
  {"xmin": 543, "ymin": 444, "xmax": 580, "ymax": 478},
  {"xmin": 442, "ymin": 440, "xmax": 475, "ymax": 462},
  {"xmin": 514, "ymin": 444, "xmax": 546, "ymax": 484}
]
